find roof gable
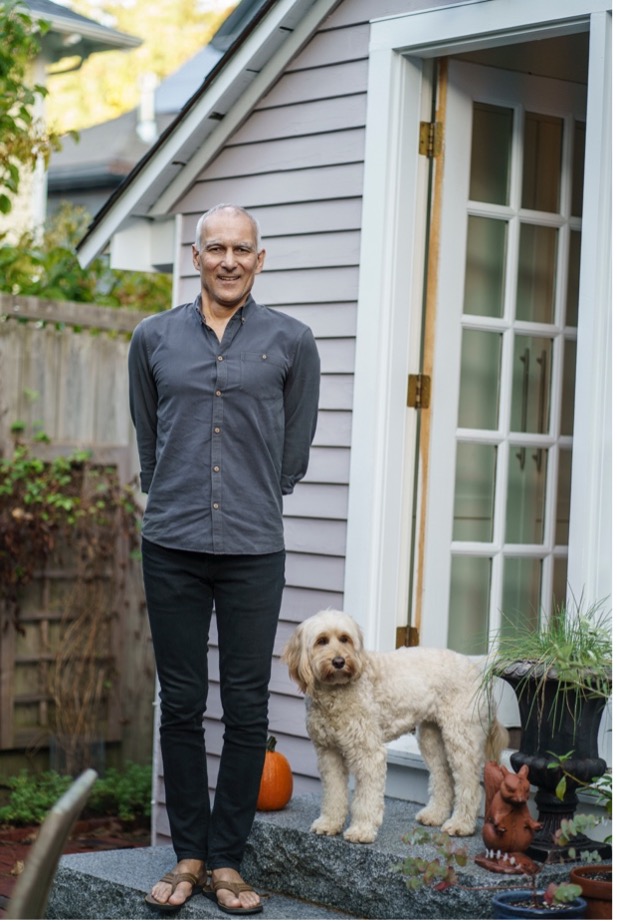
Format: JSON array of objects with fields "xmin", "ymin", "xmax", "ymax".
[{"xmin": 77, "ymin": 0, "xmax": 342, "ymax": 266}]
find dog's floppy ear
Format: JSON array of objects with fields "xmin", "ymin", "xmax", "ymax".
[{"xmin": 282, "ymin": 622, "xmax": 314, "ymax": 695}]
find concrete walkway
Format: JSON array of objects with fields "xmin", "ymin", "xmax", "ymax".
[{"xmin": 47, "ymin": 794, "xmax": 573, "ymax": 920}]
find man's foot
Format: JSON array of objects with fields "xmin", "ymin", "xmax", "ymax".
[
  {"xmin": 145, "ymin": 859, "xmax": 207, "ymax": 911},
  {"xmin": 206, "ymin": 868, "xmax": 263, "ymax": 915}
]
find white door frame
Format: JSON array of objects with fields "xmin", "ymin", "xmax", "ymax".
[{"xmin": 343, "ymin": 0, "xmax": 612, "ymax": 650}]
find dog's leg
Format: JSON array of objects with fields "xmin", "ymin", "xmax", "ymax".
[
  {"xmin": 415, "ymin": 721, "xmax": 454, "ymax": 828},
  {"xmin": 343, "ymin": 745, "xmax": 386, "ymax": 843},
  {"xmin": 311, "ymin": 747, "xmax": 350, "ymax": 836},
  {"xmin": 439, "ymin": 723, "xmax": 483, "ymax": 836}
]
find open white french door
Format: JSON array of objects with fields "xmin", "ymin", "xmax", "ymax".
[{"xmin": 417, "ymin": 61, "xmax": 587, "ymax": 654}]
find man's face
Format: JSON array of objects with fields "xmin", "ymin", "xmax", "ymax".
[{"xmin": 192, "ymin": 209, "xmax": 265, "ymax": 312}]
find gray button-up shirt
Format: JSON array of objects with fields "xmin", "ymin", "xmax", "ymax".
[{"xmin": 128, "ymin": 294, "xmax": 320, "ymax": 554}]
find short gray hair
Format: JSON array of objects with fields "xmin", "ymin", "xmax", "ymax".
[{"xmin": 194, "ymin": 204, "xmax": 261, "ymax": 252}]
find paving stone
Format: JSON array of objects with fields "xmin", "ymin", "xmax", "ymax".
[{"xmin": 47, "ymin": 794, "xmax": 573, "ymax": 920}]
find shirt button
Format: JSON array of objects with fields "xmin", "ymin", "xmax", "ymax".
[
  {"xmin": 213, "ymin": 503, "xmax": 219, "ymax": 510},
  {"xmin": 262, "ymin": 354, "xmax": 267, "ymax": 360},
  {"xmin": 213, "ymin": 466, "xmax": 220, "ymax": 472},
  {"xmin": 217, "ymin": 355, "xmax": 224, "ymax": 362},
  {"xmin": 214, "ymin": 427, "xmax": 221, "ymax": 434},
  {"xmin": 215, "ymin": 389, "xmax": 222, "ymax": 397}
]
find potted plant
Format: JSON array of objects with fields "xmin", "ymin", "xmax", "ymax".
[
  {"xmin": 552, "ymin": 767, "xmax": 612, "ymax": 920},
  {"xmin": 395, "ymin": 827, "xmax": 587, "ymax": 919},
  {"xmin": 484, "ymin": 600, "xmax": 612, "ymax": 861}
]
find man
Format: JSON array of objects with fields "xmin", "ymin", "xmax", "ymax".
[{"xmin": 128, "ymin": 204, "xmax": 320, "ymax": 914}]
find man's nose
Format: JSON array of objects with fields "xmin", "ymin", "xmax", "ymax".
[{"xmin": 221, "ymin": 248, "xmax": 237, "ymax": 267}]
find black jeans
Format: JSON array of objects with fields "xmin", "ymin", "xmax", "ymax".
[{"xmin": 141, "ymin": 537, "xmax": 285, "ymax": 869}]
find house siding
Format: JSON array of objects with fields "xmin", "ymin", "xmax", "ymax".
[{"xmin": 153, "ymin": 0, "xmax": 463, "ymax": 842}]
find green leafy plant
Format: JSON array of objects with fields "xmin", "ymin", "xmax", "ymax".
[
  {"xmin": 0, "ymin": 425, "xmax": 142, "ymax": 773},
  {"xmin": 0, "ymin": 202, "xmax": 172, "ymax": 311},
  {"xmin": 394, "ymin": 827, "xmax": 582, "ymax": 908},
  {"xmin": 0, "ymin": 0, "xmax": 62, "ymax": 215},
  {"xmin": 0, "ymin": 430, "xmax": 139, "ymax": 624},
  {"xmin": 550, "ymin": 760, "xmax": 612, "ymax": 858},
  {"xmin": 0, "ymin": 764, "xmax": 151, "ymax": 826},
  {"xmin": 484, "ymin": 599, "xmax": 612, "ymax": 730}
]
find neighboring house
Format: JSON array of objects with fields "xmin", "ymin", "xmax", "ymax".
[
  {"xmin": 47, "ymin": 0, "xmax": 267, "ymax": 217},
  {"xmin": 76, "ymin": 0, "xmax": 612, "ymax": 843},
  {"xmin": 6, "ymin": 0, "xmax": 139, "ymax": 236}
]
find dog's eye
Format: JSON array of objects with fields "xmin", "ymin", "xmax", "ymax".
[
  {"xmin": 315, "ymin": 636, "xmax": 329, "ymax": 646},
  {"xmin": 339, "ymin": 634, "xmax": 350, "ymax": 644}
]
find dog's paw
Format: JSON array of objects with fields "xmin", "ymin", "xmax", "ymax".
[
  {"xmin": 441, "ymin": 816, "xmax": 476, "ymax": 837},
  {"xmin": 343, "ymin": 824, "xmax": 378, "ymax": 844},
  {"xmin": 415, "ymin": 806, "xmax": 449, "ymax": 827},
  {"xmin": 311, "ymin": 816, "xmax": 344, "ymax": 836}
]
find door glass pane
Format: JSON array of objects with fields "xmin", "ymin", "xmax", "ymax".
[
  {"xmin": 448, "ymin": 556, "xmax": 491, "ymax": 654},
  {"xmin": 458, "ymin": 330, "xmax": 502, "ymax": 429},
  {"xmin": 560, "ymin": 339, "xmax": 576, "ymax": 435},
  {"xmin": 511, "ymin": 336, "xmax": 552, "ymax": 435},
  {"xmin": 522, "ymin": 112, "xmax": 563, "ymax": 213},
  {"xmin": 555, "ymin": 448, "xmax": 572, "ymax": 545},
  {"xmin": 470, "ymin": 103, "xmax": 513, "ymax": 205},
  {"xmin": 506, "ymin": 446, "xmax": 547, "ymax": 543},
  {"xmin": 464, "ymin": 217, "xmax": 507, "ymax": 318},
  {"xmin": 565, "ymin": 230, "xmax": 581, "ymax": 327},
  {"xmin": 501, "ymin": 558, "xmax": 542, "ymax": 626},
  {"xmin": 453, "ymin": 443, "xmax": 496, "ymax": 541},
  {"xmin": 571, "ymin": 121, "xmax": 585, "ymax": 218},
  {"xmin": 516, "ymin": 224, "xmax": 558, "ymax": 323}
]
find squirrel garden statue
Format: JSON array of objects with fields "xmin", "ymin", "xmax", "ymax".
[{"xmin": 475, "ymin": 761, "xmax": 541, "ymax": 875}]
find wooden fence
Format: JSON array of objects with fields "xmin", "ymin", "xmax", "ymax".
[{"xmin": 0, "ymin": 293, "xmax": 154, "ymax": 770}]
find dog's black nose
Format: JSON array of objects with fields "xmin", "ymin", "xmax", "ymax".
[{"xmin": 332, "ymin": 656, "xmax": 345, "ymax": 669}]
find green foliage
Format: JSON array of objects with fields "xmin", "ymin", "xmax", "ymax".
[
  {"xmin": 0, "ymin": 764, "xmax": 151, "ymax": 826},
  {"xmin": 0, "ymin": 769, "xmax": 72, "ymax": 825},
  {"xmin": 88, "ymin": 763, "xmax": 152, "ymax": 822},
  {"xmin": 394, "ymin": 826, "xmax": 583, "ymax": 905},
  {"xmin": 394, "ymin": 828, "xmax": 468, "ymax": 892},
  {"xmin": 543, "ymin": 882, "xmax": 583, "ymax": 906},
  {"xmin": 0, "ymin": 0, "xmax": 61, "ymax": 213},
  {"xmin": 0, "ymin": 429, "xmax": 140, "ymax": 623},
  {"xmin": 0, "ymin": 203, "xmax": 172, "ymax": 312},
  {"xmin": 484, "ymin": 599, "xmax": 612, "ymax": 731},
  {"xmin": 550, "ymin": 763, "xmax": 612, "ymax": 856}
]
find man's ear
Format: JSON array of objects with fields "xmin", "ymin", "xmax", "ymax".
[{"xmin": 255, "ymin": 248, "xmax": 266, "ymax": 274}]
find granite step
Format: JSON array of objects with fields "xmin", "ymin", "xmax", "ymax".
[{"xmin": 47, "ymin": 794, "xmax": 573, "ymax": 920}]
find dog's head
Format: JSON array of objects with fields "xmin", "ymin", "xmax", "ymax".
[{"xmin": 281, "ymin": 610, "xmax": 366, "ymax": 695}]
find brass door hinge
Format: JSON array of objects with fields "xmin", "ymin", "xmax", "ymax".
[
  {"xmin": 419, "ymin": 120, "xmax": 443, "ymax": 158},
  {"xmin": 407, "ymin": 373, "xmax": 431, "ymax": 409},
  {"xmin": 396, "ymin": 625, "xmax": 419, "ymax": 648}
]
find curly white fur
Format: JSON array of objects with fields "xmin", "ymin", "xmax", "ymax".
[{"xmin": 282, "ymin": 610, "xmax": 508, "ymax": 844}]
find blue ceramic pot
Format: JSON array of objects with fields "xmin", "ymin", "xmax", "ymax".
[{"xmin": 492, "ymin": 890, "xmax": 587, "ymax": 919}]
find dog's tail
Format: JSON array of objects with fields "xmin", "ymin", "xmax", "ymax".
[{"xmin": 485, "ymin": 717, "xmax": 509, "ymax": 760}]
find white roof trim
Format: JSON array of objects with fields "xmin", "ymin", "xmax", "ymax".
[{"xmin": 77, "ymin": 0, "xmax": 340, "ymax": 267}]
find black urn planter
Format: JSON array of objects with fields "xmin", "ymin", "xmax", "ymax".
[{"xmin": 500, "ymin": 663, "xmax": 611, "ymax": 862}]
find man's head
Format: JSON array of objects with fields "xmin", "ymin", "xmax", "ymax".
[{"xmin": 192, "ymin": 204, "xmax": 265, "ymax": 313}]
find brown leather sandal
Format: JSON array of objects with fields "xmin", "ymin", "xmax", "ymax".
[
  {"xmin": 203, "ymin": 878, "xmax": 264, "ymax": 916},
  {"xmin": 144, "ymin": 869, "xmax": 209, "ymax": 912}
]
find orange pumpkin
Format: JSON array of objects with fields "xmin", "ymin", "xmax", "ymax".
[{"xmin": 256, "ymin": 735, "xmax": 293, "ymax": 811}]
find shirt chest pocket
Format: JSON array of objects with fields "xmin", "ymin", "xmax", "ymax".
[{"xmin": 241, "ymin": 352, "xmax": 287, "ymax": 399}]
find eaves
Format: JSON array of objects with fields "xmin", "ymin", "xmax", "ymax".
[{"xmin": 77, "ymin": 0, "xmax": 343, "ymax": 267}]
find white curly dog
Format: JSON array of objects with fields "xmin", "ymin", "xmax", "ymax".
[{"xmin": 283, "ymin": 609, "xmax": 507, "ymax": 844}]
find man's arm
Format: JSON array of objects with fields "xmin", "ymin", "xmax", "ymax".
[
  {"xmin": 128, "ymin": 322, "xmax": 158, "ymax": 494},
  {"xmin": 281, "ymin": 327, "xmax": 321, "ymax": 495}
]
